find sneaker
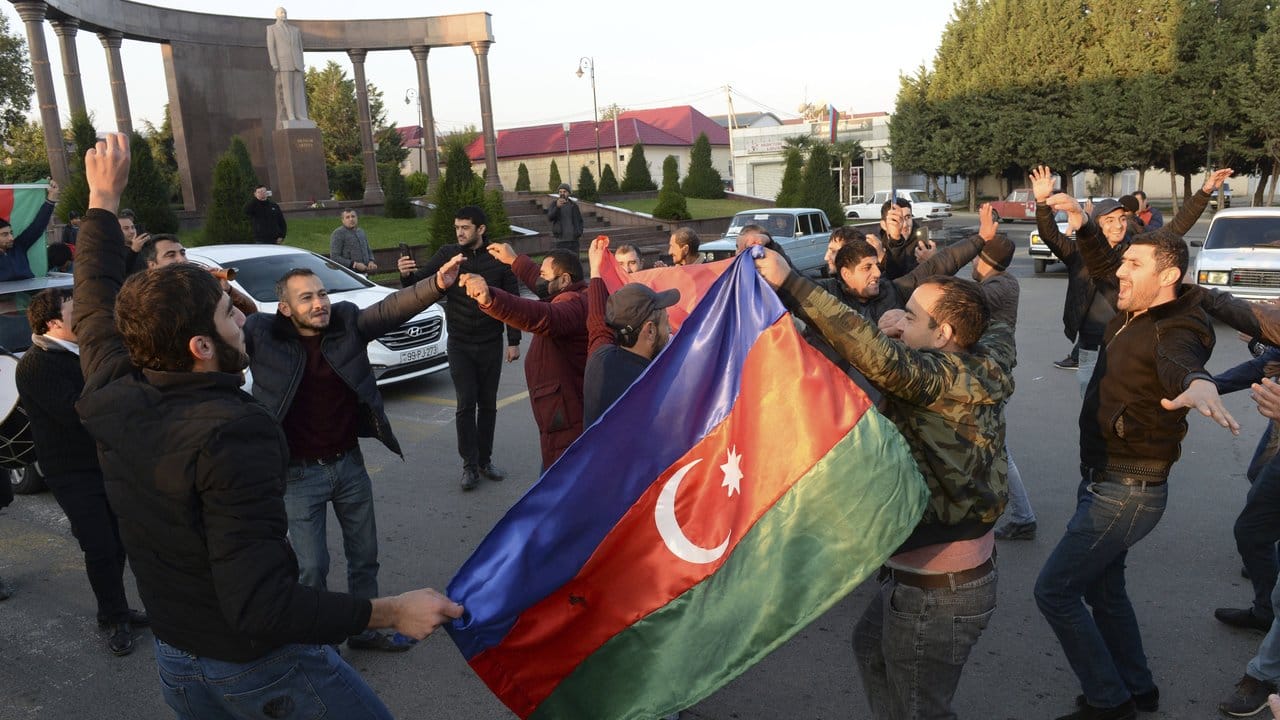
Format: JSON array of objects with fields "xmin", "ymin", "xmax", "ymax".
[
  {"xmin": 461, "ymin": 466, "xmax": 480, "ymax": 491},
  {"xmin": 347, "ymin": 630, "xmax": 416, "ymax": 652},
  {"xmin": 1219, "ymin": 674, "xmax": 1278, "ymax": 717},
  {"xmin": 1054, "ymin": 699, "xmax": 1136, "ymax": 720},
  {"xmin": 478, "ymin": 463, "xmax": 506, "ymax": 482},
  {"xmin": 1077, "ymin": 688, "xmax": 1159, "ymax": 712},
  {"xmin": 1216, "ymin": 607, "xmax": 1274, "ymax": 633},
  {"xmin": 1054, "ymin": 356, "xmax": 1079, "ymax": 370},
  {"xmin": 995, "ymin": 521, "xmax": 1037, "ymax": 541}
]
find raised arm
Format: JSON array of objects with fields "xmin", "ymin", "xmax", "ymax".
[
  {"xmin": 464, "ymin": 277, "xmax": 587, "ymax": 337},
  {"xmin": 586, "ymin": 236, "xmax": 616, "ymax": 356},
  {"xmin": 356, "ymin": 255, "xmax": 464, "ymax": 341},
  {"xmin": 15, "ymin": 183, "xmax": 58, "ymax": 253},
  {"xmin": 72, "ymin": 134, "xmax": 135, "ymax": 388},
  {"xmin": 1149, "ymin": 169, "xmax": 1228, "ymax": 240}
]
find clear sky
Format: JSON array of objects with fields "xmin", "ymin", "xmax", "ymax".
[{"xmin": 2, "ymin": 0, "xmax": 956, "ymax": 136}]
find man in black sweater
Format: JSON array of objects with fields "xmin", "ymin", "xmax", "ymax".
[
  {"xmin": 243, "ymin": 185, "xmax": 287, "ymax": 244},
  {"xmin": 398, "ymin": 205, "xmax": 521, "ymax": 489},
  {"xmin": 74, "ymin": 133, "xmax": 461, "ymax": 717},
  {"xmin": 15, "ymin": 288, "xmax": 147, "ymax": 656}
]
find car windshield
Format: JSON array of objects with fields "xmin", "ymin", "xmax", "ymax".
[
  {"xmin": 726, "ymin": 213, "xmax": 796, "ymax": 238},
  {"xmin": 229, "ymin": 252, "xmax": 373, "ymax": 302},
  {"xmin": 905, "ymin": 191, "xmax": 929, "ymax": 203},
  {"xmin": 1203, "ymin": 218, "xmax": 1280, "ymax": 250}
]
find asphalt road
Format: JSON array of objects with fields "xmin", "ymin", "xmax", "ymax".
[{"xmin": 0, "ymin": 212, "xmax": 1271, "ymax": 719}]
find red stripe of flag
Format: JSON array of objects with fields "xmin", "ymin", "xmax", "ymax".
[
  {"xmin": 0, "ymin": 188, "xmax": 14, "ymax": 221},
  {"xmin": 598, "ymin": 242, "xmax": 730, "ymax": 332},
  {"xmin": 467, "ymin": 316, "xmax": 871, "ymax": 716}
]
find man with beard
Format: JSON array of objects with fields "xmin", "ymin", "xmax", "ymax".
[
  {"xmin": 399, "ymin": 206, "xmax": 521, "ymax": 491},
  {"xmin": 583, "ymin": 236, "xmax": 677, "ymax": 425},
  {"xmin": 243, "ymin": 255, "xmax": 465, "ymax": 652},
  {"xmin": 465, "ymin": 245, "xmax": 589, "ymax": 470},
  {"xmin": 0, "ymin": 179, "xmax": 57, "ymax": 282},
  {"xmin": 74, "ymin": 133, "xmax": 463, "ymax": 716},
  {"xmin": 1034, "ymin": 191, "xmax": 1239, "ymax": 720}
]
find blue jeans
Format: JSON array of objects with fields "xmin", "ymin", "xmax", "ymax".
[
  {"xmin": 853, "ymin": 567, "xmax": 998, "ymax": 719},
  {"xmin": 284, "ymin": 448, "xmax": 379, "ymax": 600},
  {"xmin": 1078, "ymin": 347, "xmax": 1099, "ymax": 399},
  {"xmin": 1248, "ymin": 573, "xmax": 1280, "ymax": 681},
  {"xmin": 153, "ymin": 637, "xmax": 392, "ymax": 719},
  {"xmin": 1003, "ymin": 449, "xmax": 1036, "ymax": 525},
  {"xmin": 1035, "ymin": 478, "xmax": 1166, "ymax": 708}
]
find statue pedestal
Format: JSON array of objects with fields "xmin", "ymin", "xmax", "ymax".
[{"xmin": 272, "ymin": 126, "xmax": 328, "ymax": 205}]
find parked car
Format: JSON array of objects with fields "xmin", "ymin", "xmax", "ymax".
[
  {"xmin": 1209, "ymin": 182, "xmax": 1233, "ymax": 210},
  {"xmin": 844, "ymin": 189, "xmax": 951, "ymax": 220},
  {"xmin": 699, "ymin": 208, "xmax": 833, "ymax": 276},
  {"xmin": 184, "ymin": 244, "xmax": 450, "ymax": 386},
  {"xmin": 1028, "ymin": 210, "xmax": 1075, "ymax": 274},
  {"xmin": 989, "ymin": 189, "xmax": 1038, "ymax": 223},
  {"xmin": 1191, "ymin": 208, "xmax": 1280, "ymax": 301}
]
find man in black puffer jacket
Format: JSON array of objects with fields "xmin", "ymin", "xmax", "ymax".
[
  {"xmin": 398, "ymin": 205, "xmax": 521, "ymax": 490},
  {"xmin": 74, "ymin": 133, "xmax": 461, "ymax": 718}
]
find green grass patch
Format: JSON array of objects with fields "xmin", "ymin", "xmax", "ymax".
[
  {"xmin": 609, "ymin": 197, "xmax": 765, "ymax": 219},
  {"xmin": 181, "ymin": 216, "xmax": 432, "ymax": 254}
]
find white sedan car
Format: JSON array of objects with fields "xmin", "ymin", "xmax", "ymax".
[
  {"xmin": 185, "ymin": 244, "xmax": 449, "ymax": 385},
  {"xmin": 1192, "ymin": 208, "xmax": 1280, "ymax": 301}
]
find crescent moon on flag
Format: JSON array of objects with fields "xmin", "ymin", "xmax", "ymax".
[{"xmin": 654, "ymin": 459, "xmax": 731, "ymax": 564}]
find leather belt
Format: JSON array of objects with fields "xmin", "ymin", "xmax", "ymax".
[
  {"xmin": 290, "ymin": 448, "xmax": 351, "ymax": 468},
  {"xmin": 1081, "ymin": 463, "xmax": 1169, "ymax": 487},
  {"xmin": 887, "ymin": 557, "xmax": 995, "ymax": 591}
]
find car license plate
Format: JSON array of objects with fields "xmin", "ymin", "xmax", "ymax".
[{"xmin": 399, "ymin": 345, "xmax": 443, "ymax": 364}]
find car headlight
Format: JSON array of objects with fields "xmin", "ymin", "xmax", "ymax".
[
  {"xmin": 1029, "ymin": 232, "xmax": 1042, "ymax": 245},
  {"xmin": 1197, "ymin": 270, "xmax": 1230, "ymax": 285}
]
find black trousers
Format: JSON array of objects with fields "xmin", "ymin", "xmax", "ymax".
[
  {"xmin": 1236, "ymin": 454, "xmax": 1280, "ymax": 620},
  {"xmin": 44, "ymin": 470, "xmax": 130, "ymax": 623},
  {"xmin": 448, "ymin": 337, "xmax": 504, "ymax": 469}
]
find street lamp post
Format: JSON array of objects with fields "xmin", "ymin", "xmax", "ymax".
[
  {"xmin": 563, "ymin": 122, "xmax": 572, "ymax": 187},
  {"xmin": 404, "ymin": 89, "xmax": 424, "ymax": 174},
  {"xmin": 576, "ymin": 57, "xmax": 601, "ymax": 177}
]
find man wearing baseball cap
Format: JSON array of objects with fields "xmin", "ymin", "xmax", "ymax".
[{"xmin": 583, "ymin": 237, "xmax": 680, "ymax": 425}]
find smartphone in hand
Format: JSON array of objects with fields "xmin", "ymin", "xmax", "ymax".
[{"xmin": 399, "ymin": 243, "xmax": 413, "ymax": 261}]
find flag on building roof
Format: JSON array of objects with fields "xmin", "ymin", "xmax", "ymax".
[{"xmin": 445, "ymin": 251, "xmax": 928, "ymax": 720}]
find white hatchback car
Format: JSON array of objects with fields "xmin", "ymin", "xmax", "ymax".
[
  {"xmin": 1191, "ymin": 208, "xmax": 1280, "ymax": 301},
  {"xmin": 185, "ymin": 244, "xmax": 449, "ymax": 385}
]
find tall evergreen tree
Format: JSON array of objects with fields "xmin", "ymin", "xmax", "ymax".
[
  {"xmin": 380, "ymin": 164, "xmax": 414, "ymax": 218},
  {"xmin": 548, "ymin": 160, "xmax": 563, "ymax": 192},
  {"xmin": 775, "ymin": 147, "xmax": 804, "ymax": 207},
  {"xmin": 800, "ymin": 142, "xmax": 844, "ymax": 227},
  {"xmin": 482, "ymin": 188, "xmax": 511, "ymax": 240},
  {"xmin": 204, "ymin": 137, "xmax": 256, "ymax": 244},
  {"xmin": 122, "ymin": 132, "xmax": 179, "ymax": 233},
  {"xmin": 515, "ymin": 162, "xmax": 531, "ymax": 192},
  {"xmin": 57, "ymin": 111, "xmax": 98, "ymax": 222},
  {"xmin": 576, "ymin": 165, "xmax": 598, "ymax": 202},
  {"xmin": 598, "ymin": 164, "xmax": 620, "ymax": 194},
  {"xmin": 651, "ymin": 155, "xmax": 690, "ymax": 221},
  {"xmin": 1246, "ymin": 7, "xmax": 1280, "ymax": 204},
  {"xmin": 681, "ymin": 132, "xmax": 725, "ymax": 198},
  {"xmin": 621, "ymin": 143, "xmax": 657, "ymax": 191},
  {"xmin": 430, "ymin": 143, "xmax": 483, "ymax": 251}
]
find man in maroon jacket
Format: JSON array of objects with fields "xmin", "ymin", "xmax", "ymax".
[{"xmin": 463, "ymin": 245, "xmax": 588, "ymax": 471}]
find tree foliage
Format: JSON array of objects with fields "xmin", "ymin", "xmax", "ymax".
[
  {"xmin": 548, "ymin": 160, "xmax": 562, "ymax": 192},
  {"xmin": 774, "ymin": 147, "xmax": 804, "ymax": 207},
  {"xmin": 0, "ymin": 13, "xmax": 32, "ymax": 140},
  {"xmin": 56, "ymin": 112, "xmax": 98, "ymax": 222},
  {"xmin": 429, "ymin": 143, "xmax": 485, "ymax": 252},
  {"xmin": 141, "ymin": 105, "xmax": 181, "ymax": 203},
  {"xmin": 1, "ymin": 118, "xmax": 49, "ymax": 184},
  {"xmin": 652, "ymin": 155, "xmax": 690, "ymax": 221},
  {"xmin": 380, "ymin": 164, "xmax": 414, "ymax": 219},
  {"xmin": 406, "ymin": 171, "xmax": 429, "ymax": 197},
  {"xmin": 122, "ymin": 132, "xmax": 179, "ymax": 233},
  {"xmin": 800, "ymin": 142, "xmax": 844, "ymax": 227},
  {"xmin": 304, "ymin": 60, "xmax": 400, "ymax": 187},
  {"xmin": 482, "ymin": 188, "xmax": 512, "ymax": 240},
  {"xmin": 576, "ymin": 165, "xmax": 598, "ymax": 202},
  {"xmin": 681, "ymin": 132, "xmax": 725, "ymax": 199},
  {"xmin": 598, "ymin": 163, "xmax": 620, "ymax": 194},
  {"xmin": 621, "ymin": 143, "xmax": 657, "ymax": 191},
  {"xmin": 515, "ymin": 162, "xmax": 531, "ymax": 192},
  {"xmin": 205, "ymin": 137, "xmax": 257, "ymax": 244}
]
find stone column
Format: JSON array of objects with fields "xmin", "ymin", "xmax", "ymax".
[
  {"xmin": 471, "ymin": 41, "xmax": 501, "ymax": 190},
  {"xmin": 12, "ymin": 1, "xmax": 68, "ymax": 187},
  {"xmin": 347, "ymin": 49, "xmax": 384, "ymax": 203},
  {"xmin": 409, "ymin": 45, "xmax": 440, "ymax": 183},
  {"xmin": 50, "ymin": 19, "xmax": 86, "ymax": 118},
  {"xmin": 98, "ymin": 31, "xmax": 133, "ymax": 134}
]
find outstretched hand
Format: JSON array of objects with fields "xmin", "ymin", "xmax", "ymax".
[
  {"xmin": 1202, "ymin": 168, "xmax": 1234, "ymax": 194},
  {"xmin": 85, "ymin": 133, "xmax": 131, "ymax": 214},
  {"xmin": 435, "ymin": 254, "xmax": 465, "ymax": 290},
  {"xmin": 1030, "ymin": 165, "xmax": 1055, "ymax": 203},
  {"xmin": 1161, "ymin": 378, "xmax": 1240, "ymax": 435},
  {"xmin": 588, "ymin": 235, "xmax": 610, "ymax": 279},
  {"xmin": 486, "ymin": 242, "xmax": 517, "ymax": 265}
]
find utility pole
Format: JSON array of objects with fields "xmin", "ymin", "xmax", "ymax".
[{"xmin": 725, "ymin": 84, "xmax": 737, "ymax": 192}]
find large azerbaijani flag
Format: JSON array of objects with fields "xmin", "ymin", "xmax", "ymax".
[
  {"xmin": 0, "ymin": 184, "xmax": 51, "ymax": 277},
  {"xmin": 446, "ymin": 251, "xmax": 928, "ymax": 720}
]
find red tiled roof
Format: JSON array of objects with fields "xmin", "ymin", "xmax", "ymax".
[
  {"xmin": 616, "ymin": 105, "xmax": 729, "ymax": 145},
  {"xmin": 465, "ymin": 118, "xmax": 689, "ymax": 161},
  {"xmin": 396, "ymin": 125, "xmax": 424, "ymax": 147}
]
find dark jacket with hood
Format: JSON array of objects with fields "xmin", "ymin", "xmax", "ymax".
[
  {"xmin": 243, "ymin": 278, "xmax": 448, "ymax": 457},
  {"xmin": 72, "ymin": 209, "xmax": 369, "ymax": 663}
]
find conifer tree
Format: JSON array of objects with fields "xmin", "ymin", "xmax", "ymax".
[
  {"xmin": 57, "ymin": 112, "xmax": 98, "ymax": 222},
  {"xmin": 429, "ymin": 144, "xmax": 484, "ymax": 251},
  {"xmin": 204, "ymin": 137, "xmax": 256, "ymax": 244},
  {"xmin": 515, "ymin": 162, "xmax": 531, "ymax": 191},
  {"xmin": 680, "ymin": 132, "xmax": 725, "ymax": 199},
  {"xmin": 380, "ymin": 164, "xmax": 414, "ymax": 219},
  {"xmin": 548, "ymin": 160, "xmax": 563, "ymax": 192},
  {"xmin": 598, "ymin": 164, "xmax": 620, "ymax": 195},
  {"xmin": 800, "ymin": 142, "xmax": 844, "ymax": 227},
  {"xmin": 121, "ymin": 132, "xmax": 179, "ymax": 233},
  {"xmin": 651, "ymin": 155, "xmax": 690, "ymax": 220},
  {"xmin": 576, "ymin": 165, "xmax": 598, "ymax": 202},
  {"xmin": 774, "ymin": 147, "xmax": 804, "ymax": 207},
  {"xmin": 482, "ymin": 188, "xmax": 511, "ymax": 240},
  {"xmin": 621, "ymin": 143, "xmax": 657, "ymax": 191}
]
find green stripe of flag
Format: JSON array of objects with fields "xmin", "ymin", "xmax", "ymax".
[
  {"xmin": 531, "ymin": 409, "xmax": 928, "ymax": 720},
  {"xmin": 8, "ymin": 186, "xmax": 50, "ymax": 277}
]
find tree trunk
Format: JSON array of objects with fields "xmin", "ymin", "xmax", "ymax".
[
  {"xmin": 1169, "ymin": 153, "xmax": 1179, "ymax": 214},
  {"xmin": 1182, "ymin": 174, "xmax": 1194, "ymax": 206},
  {"xmin": 1255, "ymin": 167, "xmax": 1269, "ymax": 207},
  {"xmin": 1270, "ymin": 159, "xmax": 1279, "ymax": 206},
  {"xmin": 969, "ymin": 177, "xmax": 978, "ymax": 212},
  {"xmin": 1138, "ymin": 168, "xmax": 1145, "ymax": 192}
]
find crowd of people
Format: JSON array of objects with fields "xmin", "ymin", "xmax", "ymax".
[{"xmin": 8, "ymin": 130, "xmax": 1280, "ymax": 720}]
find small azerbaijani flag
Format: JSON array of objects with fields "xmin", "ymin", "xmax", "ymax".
[
  {"xmin": 0, "ymin": 185, "xmax": 50, "ymax": 277},
  {"xmin": 446, "ymin": 251, "xmax": 928, "ymax": 719}
]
